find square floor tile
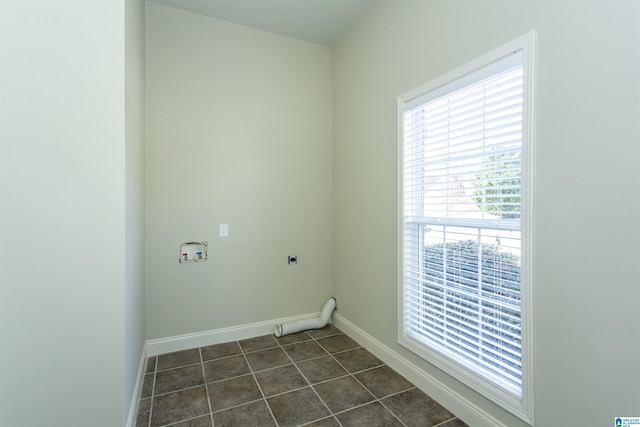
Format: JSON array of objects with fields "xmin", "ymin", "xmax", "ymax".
[
  {"xmin": 141, "ymin": 373, "xmax": 154, "ymax": 398},
  {"xmin": 135, "ymin": 398, "xmax": 150, "ymax": 427},
  {"xmin": 201, "ymin": 341, "xmax": 242, "ymax": 361},
  {"xmin": 336, "ymin": 402, "xmax": 403, "ymax": 427},
  {"xmin": 146, "ymin": 356, "xmax": 157, "ymax": 374},
  {"xmin": 150, "ymin": 385, "xmax": 210, "ymax": 426},
  {"xmin": 239, "ymin": 335, "xmax": 278, "ymax": 352},
  {"xmin": 354, "ymin": 366, "xmax": 413, "ymax": 398},
  {"xmin": 296, "ymin": 356, "xmax": 348, "ymax": 384},
  {"xmin": 267, "ymin": 387, "xmax": 330, "ymax": 427},
  {"xmin": 282, "ymin": 340, "xmax": 328, "ymax": 362},
  {"xmin": 275, "ymin": 331, "xmax": 312, "ymax": 345},
  {"xmin": 207, "ymin": 374, "xmax": 262, "ymax": 412},
  {"xmin": 381, "ymin": 388, "xmax": 455, "ymax": 427},
  {"xmin": 313, "ymin": 376, "xmax": 374, "ymax": 413},
  {"xmin": 332, "ymin": 348, "xmax": 383, "ymax": 373},
  {"xmin": 254, "ymin": 364, "xmax": 308, "ymax": 396},
  {"xmin": 245, "ymin": 347, "xmax": 290, "ymax": 372},
  {"xmin": 316, "ymin": 334, "xmax": 359, "ymax": 354},
  {"xmin": 154, "ymin": 364, "xmax": 204, "ymax": 395},
  {"xmin": 213, "ymin": 400, "xmax": 276, "ymax": 427},
  {"xmin": 203, "ymin": 355, "xmax": 250, "ymax": 383},
  {"xmin": 157, "ymin": 348, "xmax": 201, "ymax": 371}
]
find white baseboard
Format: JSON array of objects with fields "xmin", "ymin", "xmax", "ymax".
[
  {"xmin": 145, "ymin": 312, "xmax": 320, "ymax": 357},
  {"xmin": 332, "ymin": 313, "xmax": 508, "ymax": 427},
  {"xmin": 126, "ymin": 345, "xmax": 148, "ymax": 427}
]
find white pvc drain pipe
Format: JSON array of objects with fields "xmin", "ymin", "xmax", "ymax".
[{"xmin": 274, "ymin": 297, "xmax": 336, "ymax": 337}]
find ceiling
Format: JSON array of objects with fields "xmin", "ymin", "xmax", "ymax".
[{"xmin": 147, "ymin": 0, "xmax": 376, "ymax": 46}]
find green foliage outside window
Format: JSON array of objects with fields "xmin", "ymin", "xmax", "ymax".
[{"xmin": 472, "ymin": 152, "xmax": 521, "ymax": 219}]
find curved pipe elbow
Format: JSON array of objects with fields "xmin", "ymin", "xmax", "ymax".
[{"xmin": 274, "ymin": 297, "xmax": 336, "ymax": 337}]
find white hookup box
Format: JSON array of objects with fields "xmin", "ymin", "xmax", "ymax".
[{"xmin": 179, "ymin": 241, "xmax": 208, "ymax": 263}]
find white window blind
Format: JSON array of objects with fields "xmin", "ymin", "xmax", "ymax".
[{"xmin": 401, "ymin": 52, "xmax": 525, "ymax": 398}]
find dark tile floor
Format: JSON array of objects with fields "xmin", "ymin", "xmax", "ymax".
[{"xmin": 136, "ymin": 325, "xmax": 469, "ymax": 427}]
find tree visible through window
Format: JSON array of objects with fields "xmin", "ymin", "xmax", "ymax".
[{"xmin": 472, "ymin": 151, "xmax": 521, "ymax": 219}]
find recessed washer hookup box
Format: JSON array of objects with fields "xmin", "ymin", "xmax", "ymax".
[{"xmin": 179, "ymin": 241, "xmax": 208, "ymax": 263}]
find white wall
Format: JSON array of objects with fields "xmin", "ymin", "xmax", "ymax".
[
  {"xmin": 124, "ymin": 0, "xmax": 146, "ymax": 424},
  {"xmin": 145, "ymin": 4, "xmax": 333, "ymax": 339},
  {"xmin": 332, "ymin": 1, "xmax": 640, "ymax": 426},
  {"xmin": 0, "ymin": 0, "xmax": 145, "ymax": 425}
]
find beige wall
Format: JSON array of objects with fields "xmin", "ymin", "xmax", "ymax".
[
  {"xmin": 145, "ymin": 3, "xmax": 333, "ymax": 339},
  {"xmin": 124, "ymin": 0, "xmax": 146, "ymax": 423},
  {"xmin": 333, "ymin": 1, "xmax": 640, "ymax": 426},
  {"xmin": 332, "ymin": 1, "xmax": 640, "ymax": 426},
  {"xmin": 0, "ymin": 0, "xmax": 145, "ymax": 425}
]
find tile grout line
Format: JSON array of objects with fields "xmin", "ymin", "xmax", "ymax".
[
  {"xmin": 433, "ymin": 415, "xmax": 461, "ymax": 427},
  {"xmin": 347, "ymin": 366, "xmax": 410, "ymax": 427},
  {"xmin": 239, "ymin": 338, "xmax": 281, "ymax": 427},
  {"xmin": 306, "ymin": 330, "xmax": 367, "ymax": 427},
  {"xmin": 161, "ymin": 414, "xmax": 213, "ymax": 427},
  {"xmin": 311, "ymin": 332, "xmax": 409, "ymax": 427},
  {"xmin": 276, "ymin": 331, "xmax": 343, "ymax": 427},
  {"xmin": 150, "ymin": 383, "xmax": 211, "ymax": 399},
  {"xmin": 147, "ymin": 356, "xmax": 156, "ymax": 427},
  {"xmin": 296, "ymin": 372, "xmax": 353, "ymax": 388},
  {"xmin": 257, "ymin": 383, "xmax": 313, "ymax": 400},
  {"xmin": 154, "ymin": 362, "xmax": 201, "ymax": 373},
  {"xmin": 209, "ymin": 397, "xmax": 265, "ymax": 415},
  {"xmin": 198, "ymin": 347, "xmax": 216, "ymax": 427},
  {"xmin": 376, "ymin": 395, "xmax": 410, "ymax": 427},
  {"xmin": 298, "ymin": 415, "xmax": 341, "ymax": 427},
  {"xmin": 308, "ymin": 328, "xmax": 384, "ymax": 426}
]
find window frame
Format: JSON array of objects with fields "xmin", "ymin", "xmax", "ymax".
[{"xmin": 397, "ymin": 31, "xmax": 535, "ymax": 424}]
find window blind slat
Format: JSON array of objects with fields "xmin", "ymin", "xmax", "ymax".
[{"xmin": 401, "ymin": 52, "xmax": 524, "ymax": 397}]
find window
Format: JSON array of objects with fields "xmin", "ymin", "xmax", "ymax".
[{"xmin": 398, "ymin": 32, "xmax": 534, "ymax": 423}]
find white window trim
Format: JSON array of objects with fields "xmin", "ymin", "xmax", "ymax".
[{"xmin": 397, "ymin": 31, "xmax": 535, "ymax": 425}]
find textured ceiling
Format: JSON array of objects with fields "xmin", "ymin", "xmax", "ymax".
[{"xmin": 147, "ymin": 0, "xmax": 375, "ymax": 46}]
